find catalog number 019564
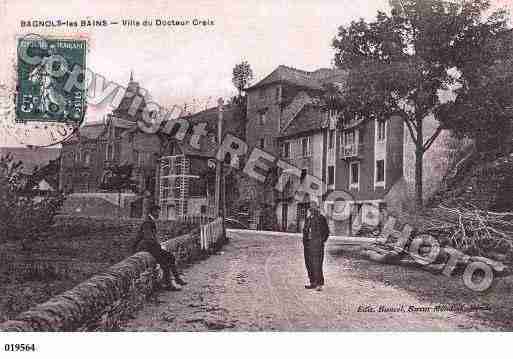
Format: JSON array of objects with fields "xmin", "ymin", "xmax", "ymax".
[{"xmin": 4, "ymin": 344, "xmax": 37, "ymax": 352}]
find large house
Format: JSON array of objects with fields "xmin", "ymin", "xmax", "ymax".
[
  {"xmin": 60, "ymin": 75, "xmax": 245, "ymax": 218},
  {"xmin": 244, "ymin": 65, "xmax": 448, "ymax": 234},
  {"xmin": 156, "ymin": 104, "xmax": 244, "ymax": 220},
  {"xmin": 242, "ymin": 66, "xmax": 345, "ymax": 229}
]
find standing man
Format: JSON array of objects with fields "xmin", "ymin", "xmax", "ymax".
[
  {"xmin": 302, "ymin": 201, "xmax": 330, "ymax": 291},
  {"xmin": 133, "ymin": 205, "xmax": 187, "ymax": 291}
]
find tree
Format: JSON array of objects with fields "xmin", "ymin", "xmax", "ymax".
[
  {"xmin": 100, "ymin": 163, "xmax": 138, "ymax": 218},
  {"xmin": 437, "ymin": 30, "xmax": 513, "ymax": 157},
  {"xmin": 232, "ymin": 61, "xmax": 254, "ymax": 97},
  {"xmin": 0, "ymin": 153, "xmax": 64, "ymax": 248},
  {"xmin": 330, "ymin": 0, "xmax": 510, "ymax": 209}
]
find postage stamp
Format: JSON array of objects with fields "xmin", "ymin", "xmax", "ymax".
[{"xmin": 15, "ymin": 34, "xmax": 87, "ymax": 124}]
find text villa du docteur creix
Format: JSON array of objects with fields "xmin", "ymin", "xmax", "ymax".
[{"xmin": 20, "ymin": 18, "xmax": 215, "ymax": 28}]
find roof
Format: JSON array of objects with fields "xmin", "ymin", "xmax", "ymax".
[
  {"xmin": 279, "ymin": 104, "xmax": 326, "ymax": 138},
  {"xmin": 247, "ymin": 65, "xmax": 347, "ymax": 91},
  {"xmin": 177, "ymin": 104, "xmax": 243, "ymax": 158},
  {"xmin": 33, "ymin": 178, "xmax": 56, "ymax": 192},
  {"xmin": 112, "ymin": 74, "xmax": 149, "ymax": 122},
  {"xmin": 280, "ymin": 91, "xmax": 313, "ymax": 132},
  {"xmin": 63, "ymin": 117, "xmax": 138, "ymax": 144},
  {"xmin": 79, "ymin": 123, "xmax": 106, "ymax": 139}
]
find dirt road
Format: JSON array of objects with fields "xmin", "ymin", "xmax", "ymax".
[{"xmin": 122, "ymin": 230, "xmax": 495, "ymax": 331}]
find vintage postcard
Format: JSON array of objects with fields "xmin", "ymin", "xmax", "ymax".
[{"xmin": 1, "ymin": 0, "xmax": 513, "ymax": 356}]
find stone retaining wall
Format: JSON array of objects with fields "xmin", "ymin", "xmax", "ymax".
[{"xmin": 0, "ymin": 225, "xmax": 224, "ymax": 332}]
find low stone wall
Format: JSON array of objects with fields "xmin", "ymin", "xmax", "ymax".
[{"xmin": 0, "ymin": 225, "xmax": 223, "ymax": 332}]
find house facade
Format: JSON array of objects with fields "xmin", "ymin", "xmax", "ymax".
[
  {"xmin": 60, "ymin": 75, "xmax": 245, "ymax": 219},
  {"xmin": 59, "ymin": 74, "xmax": 161, "ymax": 217},
  {"xmin": 156, "ymin": 104, "xmax": 245, "ymax": 220},
  {"xmin": 245, "ymin": 65, "xmax": 406, "ymax": 234}
]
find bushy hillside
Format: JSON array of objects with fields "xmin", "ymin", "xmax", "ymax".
[{"xmin": 428, "ymin": 151, "xmax": 513, "ymax": 212}]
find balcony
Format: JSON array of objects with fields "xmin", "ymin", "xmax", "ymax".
[
  {"xmin": 340, "ymin": 143, "xmax": 363, "ymax": 159},
  {"xmin": 341, "ymin": 118, "xmax": 363, "ymax": 129}
]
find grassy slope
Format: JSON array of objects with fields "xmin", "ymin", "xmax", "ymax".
[{"xmin": 0, "ymin": 218, "xmax": 196, "ymax": 321}]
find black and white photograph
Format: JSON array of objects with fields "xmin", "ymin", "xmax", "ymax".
[{"xmin": 1, "ymin": 0, "xmax": 513, "ymax": 356}]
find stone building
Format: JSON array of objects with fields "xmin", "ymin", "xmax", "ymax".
[
  {"xmin": 245, "ymin": 65, "xmax": 454, "ymax": 234},
  {"xmin": 60, "ymin": 74, "xmax": 160, "ymax": 217},
  {"xmin": 155, "ymin": 104, "xmax": 244, "ymax": 220},
  {"xmin": 60, "ymin": 75, "xmax": 245, "ymax": 219}
]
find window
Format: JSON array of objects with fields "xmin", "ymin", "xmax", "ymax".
[
  {"xmin": 300, "ymin": 168, "xmax": 307, "ymax": 182},
  {"xmin": 377, "ymin": 120, "xmax": 386, "ymax": 142},
  {"xmin": 328, "ymin": 166, "xmax": 334, "ymax": 185},
  {"xmin": 301, "ymin": 136, "xmax": 311, "ymax": 157},
  {"xmin": 329, "ymin": 130, "xmax": 335, "ymax": 149},
  {"xmin": 349, "ymin": 162, "xmax": 360, "ymax": 189},
  {"xmin": 259, "ymin": 88, "xmax": 265, "ymax": 100},
  {"xmin": 376, "ymin": 159, "xmax": 385, "ymax": 185},
  {"xmin": 114, "ymin": 142, "xmax": 121, "ymax": 161},
  {"xmin": 114, "ymin": 127, "xmax": 123, "ymax": 139},
  {"xmin": 297, "ymin": 202, "xmax": 310, "ymax": 223},
  {"xmin": 282, "ymin": 141, "xmax": 290, "ymax": 158},
  {"xmin": 74, "ymin": 151, "xmax": 80, "ymax": 162},
  {"xmin": 259, "ymin": 138, "xmax": 265, "ymax": 149},
  {"xmin": 138, "ymin": 152, "xmax": 143, "ymax": 167},
  {"xmin": 83, "ymin": 151, "xmax": 91, "ymax": 166},
  {"xmin": 344, "ymin": 130, "xmax": 355, "ymax": 146},
  {"xmin": 259, "ymin": 111, "xmax": 267, "ymax": 125},
  {"xmin": 341, "ymin": 130, "xmax": 359, "ymax": 157},
  {"xmin": 189, "ymin": 177, "xmax": 206, "ymax": 197},
  {"xmin": 275, "ymin": 87, "xmax": 281, "ymax": 101},
  {"xmin": 105, "ymin": 144, "xmax": 113, "ymax": 161}
]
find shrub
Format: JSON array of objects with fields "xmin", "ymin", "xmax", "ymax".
[{"xmin": 0, "ymin": 153, "xmax": 64, "ymax": 245}]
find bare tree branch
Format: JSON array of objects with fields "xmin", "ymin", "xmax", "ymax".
[
  {"xmin": 423, "ymin": 126, "xmax": 443, "ymax": 152},
  {"xmin": 404, "ymin": 116, "xmax": 419, "ymax": 145}
]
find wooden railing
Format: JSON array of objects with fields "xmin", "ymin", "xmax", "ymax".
[
  {"xmin": 177, "ymin": 215, "xmax": 215, "ymax": 226},
  {"xmin": 340, "ymin": 143, "xmax": 364, "ymax": 159},
  {"xmin": 200, "ymin": 217, "xmax": 224, "ymax": 251}
]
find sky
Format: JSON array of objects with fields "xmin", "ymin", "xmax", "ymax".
[{"xmin": 0, "ymin": 0, "xmax": 512, "ymax": 147}]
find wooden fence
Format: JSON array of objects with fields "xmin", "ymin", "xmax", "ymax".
[
  {"xmin": 177, "ymin": 215, "xmax": 215, "ymax": 226},
  {"xmin": 200, "ymin": 217, "xmax": 224, "ymax": 251}
]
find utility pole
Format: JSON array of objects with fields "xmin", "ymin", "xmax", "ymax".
[{"xmin": 215, "ymin": 98, "xmax": 224, "ymax": 220}]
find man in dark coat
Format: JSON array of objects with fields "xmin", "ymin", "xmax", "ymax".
[
  {"xmin": 302, "ymin": 202, "xmax": 330, "ymax": 291},
  {"xmin": 132, "ymin": 205, "xmax": 187, "ymax": 291}
]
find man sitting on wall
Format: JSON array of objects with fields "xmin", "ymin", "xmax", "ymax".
[{"xmin": 133, "ymin": 205, "xmax": 187, "ymax": 291}]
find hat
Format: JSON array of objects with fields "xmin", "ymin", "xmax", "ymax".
[{"xmin": 150, "ymin": 204, "xmax": 161, "ymax": 212}]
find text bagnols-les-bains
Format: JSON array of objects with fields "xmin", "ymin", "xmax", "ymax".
[{"xmin": 19, "ymin": 18, "xmax": 214, "ymax": 27}]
